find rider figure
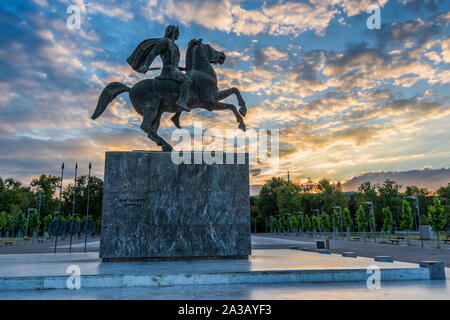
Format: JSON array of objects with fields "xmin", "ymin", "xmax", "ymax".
[{"xmin": 127, "ymin": 25, "xmax": 192, "ymax": 112}]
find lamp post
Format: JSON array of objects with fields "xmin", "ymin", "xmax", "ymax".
[
  {"xmin": 363, "ymin": 201, "xmax": 376, "ymax": 243},
  {"xmin": 286, "ymin": 214, "xmax": 291, "ymax": 233},
  {"xmin": 37, "ymin": 193, "xmax": 42, "ymax": 234},
  {"xmin": 265, "ymin": 217, "xmax": 268, "ymax": 233},
  {"xmin": 25, "ymin": 208, "xmax": 36, "ymax": 237},
  {"xmin": 53, "ymin": 210, "xmax": 62, "ymax": 254},
  {"xmin": 69, "ymin": 163, "xmax": 78, "ymax": 253},
  {"xmin": 333, "ymin": 205, "xmax": 344, "ymax": 238},
  {"xmin": 406, "ymin": 195, "xmax": 423, "ymax": 247}
]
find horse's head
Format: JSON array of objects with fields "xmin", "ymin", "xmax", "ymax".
[
  {"xmin": 186, "ymin": 39, "xmax": 226, "ymax": 71},
  {"xmin": 204, "ymin": 43, "xmax": 226, "ymax": 65}
]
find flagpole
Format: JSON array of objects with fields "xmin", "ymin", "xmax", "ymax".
[
  {"xmin": 84, "ymin": 163, "xmax": 92, "ymax": 253},
  {"xmin": 54, "ymin": 162, "xmax": 64, "ymax": 254},
  {"xmin": 69, "ymin": 163, "xmax": 77, "ymax": 253}
]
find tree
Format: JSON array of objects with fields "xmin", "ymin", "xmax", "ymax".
[
  {"xmin": 0, "ymin": 211, "xmax": 6, "ymax": 233},
  {"xmin": 95, "ymin": 218, "xmax": 101, "ymax": 234},
  {"xmin": 427, "ymin": 198, "xmax": 447, "ymax": 247},
  {"xmin": 343, "ymin": 207, "xmax": 352, "ymax": 233},
  {"xmin": 315, "ymin": 179, "xmax": 348, "ymax": 216},
  {"xmin": 290, "ymin": 215, "xmax": 299, "ymax": 231},
  {"xmin": 304, "ymin": 215, "xmax": 311, "ymax": 231},
  {"xmin": 421, "ymin": 213, "xmax": 430, "ymax": 226},
  {"xmin": 250, "ymin": 204, "xmax": 260, "ymax": 231},
  {"xmin": 332, "ymin": 209, "xmax": 341, "ymax": 233},
  {"xmin": 274, "ymin": 218, "xmax": 280, "ymax": 233},
  {"xmin": 267, "ymin": 216, "xmax": 274, "ymax": 232},
  {"xmin": 61, "ymin": 176, "xmax": 103, "ymax": 220},
  {"xmin": 274, "ymin": 183, "xmax": 301, "ymax": 216},
  {"xmin": 355, "ymin": 205, "xmax": 368, "ymax": 232},
  {"xmin": 445, "ymin": 205, "xmax": 450, "ymax": 230},
  {"xmin": 382, "ymin": 207, "xmax": 394, "ymax": 233},
  {"xmin": 0, "ymin": 177, "xmax": 34, "ymax": 215},
  {"xmin": 4, "ymin": 213, "xmax": 13, "ymax": 235},
  {"xmin": 311, "ymin": 215, "xmax": 318, "ymax": 232},
  {"xmin": 43, "ymin": 214, "xmax": 53, "ymax": 234},
  {"xmin": 30, "ymin": 175, "xmax": 60, "ymax": 218},
  {"xmin": 11, "ymin": 205, "xmax": 26, "ymax": 235},
  {"xmin": 256, "ymin": 177, "xmax": 285, "ymax": 218},
  {"xmin": 376, "ymin": 180, "xmax": 402, "ymax": 231},
  {"xmin": 437, "ymin": 183, "xmax": 450, "ymax": 203},
  {"xmin": 369, "ymin": 209, "xmax": 376, "ymax": 233},
  {"xmin": 405, "ymin": 185, "xmax": 430, "ymax": 228},
  {"xmin": 400, "ymin": 200, "xmax": 413, "ymax": 245},
  {"xmin": 28, "ymin": 209, "xmax": 41, "ymax": 234},
  {"xmin": 320, "ymin": 212, "xmax": 331, "ymax": 232}
]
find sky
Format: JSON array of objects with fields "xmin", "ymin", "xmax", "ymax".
[{"xmin": 0, "ymin": 0, "xmax": 449, "ymax": 191}]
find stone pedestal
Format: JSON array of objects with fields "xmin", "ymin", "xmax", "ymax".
[{"xmin": 99, "ymin": 151, "xmax": 251, "ymax": 261}]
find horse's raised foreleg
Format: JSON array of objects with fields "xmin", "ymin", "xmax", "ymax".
[
  {"xmin": 209, "ymin": 102, "xmax": 246, "ymax": 132},
  {"xmin": 214, "ymin": 87, "xmax": 247, "ymax": 117}
]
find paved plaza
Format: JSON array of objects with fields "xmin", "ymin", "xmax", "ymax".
[
  {"xmin": 254, "ymin": 234, "xmax": 450, "ymax": 267},
  {"xmin": 3, "ymin": 280, "xmax": 449, "ymax": 300},
  {"xmin": 0, "ymin": 235, "xmax": 448, "ymax": 299},
  {"xmin": 0, "ymin": 249, "xmax": 423, "ymax": 278}
]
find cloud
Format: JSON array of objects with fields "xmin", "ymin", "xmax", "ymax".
[
  {"xmin": 140, "ymin": 0, "xmax": 391, "ymax": 37},
  {"xmin": 164, "ymin": 0, "xmax": 234, "ymax": 32},
  {"xmin": 342, "ymin": 168, "xmax": 450, "ymax": 192},
  {"xmin": 340, "ymin": 0, "xmax": 389, "ymax": 17},
  {"xmin": 87, "ymin": 2, "xmax": 134, "ymax": 22}
]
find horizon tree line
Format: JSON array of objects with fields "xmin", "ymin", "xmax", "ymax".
[
  {"xmin": 251, "ymin": 177, "xmax": 450, "ymax": 238},
  {"xmin": 0, "ymin": 175, "xmax": 103, "ymax": 236}
]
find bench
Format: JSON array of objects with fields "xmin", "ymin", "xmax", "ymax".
[
  {"xmin": 4, "ymin": 241, "xmax": 14, "ymax": 247},
  {"xmin": 352, "ymin": 237, "xmax": 361, "ymax": 242},
  {"xmin": 389, "ymin": 236, "xmax": 404, "ymax": 244},
  {"xmin": 443, "ymin": 235, "xmax": 450, "ymax": 244},
  {"xmin": 23, "ymin": 236, "xmax": 31, "ymax": 242}
]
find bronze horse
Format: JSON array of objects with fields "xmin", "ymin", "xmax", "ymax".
[{"xmin": 91, "ymin": 39, "xmax": 247, "ymax": 151}]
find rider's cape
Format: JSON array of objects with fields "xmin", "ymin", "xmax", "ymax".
[{"xmin": 127, "ymin": 38, "xmax": 162, "ymax": 73}]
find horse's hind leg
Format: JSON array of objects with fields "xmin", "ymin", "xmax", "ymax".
[
  {"xmin": 140, "ymin": 107, "xmax": 173, "ymax": 151},
  {"xmin": 140, "ymin": 106, "xmax": 157, "ymax": 134}
]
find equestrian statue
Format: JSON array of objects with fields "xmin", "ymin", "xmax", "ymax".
[{"xmin": 91, "ymin": 25, "xmax": 247, "ymax": 151}]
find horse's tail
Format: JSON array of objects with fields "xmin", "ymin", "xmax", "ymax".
[{"xmin": 91, "ymin": 82, "xmax": 130, "ymax": 120}]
